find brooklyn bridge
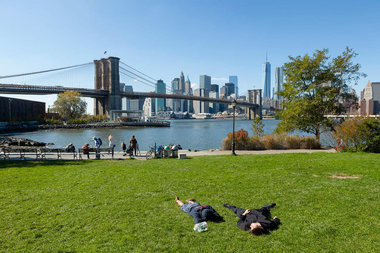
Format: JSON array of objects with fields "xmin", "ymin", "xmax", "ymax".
[{"xmin": 0, "ymin": 57, "xmax": 262, "ymax": 118}]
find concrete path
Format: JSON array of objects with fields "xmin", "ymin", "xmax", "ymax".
[{"xmin": 1, "ymin": 148, "xmax": 336, "ymax": 161}]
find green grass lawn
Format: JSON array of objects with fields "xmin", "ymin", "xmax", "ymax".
[{"xmin": 0, "ymin": 153, "xmax": 379, "ymax": 252}]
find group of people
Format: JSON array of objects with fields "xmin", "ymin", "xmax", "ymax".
[
  {"xmin": 78, "ymin": 135, "xmax": 139, "ymax": 159},
  {"xmin": 175, "ymin": 197, "xmax": 281, "ymax": 235},
  {"xmin": 121, "ymin": 135, "xmax": 139, "ymax": 156},
  {"xmin": 157, "ymin": 144, "xmax": 182, "ymax": 152}
]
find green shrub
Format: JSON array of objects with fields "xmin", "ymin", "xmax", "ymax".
[
  {"xmin": 84, "ymin": 115, "xmax": 108, "ymax": 122},
  {"xmin": 66, "ymin": 118, "xmax": 87, "ymax": 124},
  {"xmin": 334, "ymin": 117, "xmax": 380, "ymax": 153},
  {"xmin": 356, "ymin": 118, "xmax": 380, "ymax": 153},
  {"xmin": 252, "ymin": 116, "xmax": 264, "ymax": 137},
  {"xmin": 44, "ymin": 118, "xmax": 62, "ymax": 125}
]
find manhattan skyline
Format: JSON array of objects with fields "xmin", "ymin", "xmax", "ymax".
[{"xmin": 0, "ymin": 0, "xmax": 379, "ymax": 111}]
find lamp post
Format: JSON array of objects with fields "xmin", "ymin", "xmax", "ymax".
[
  {"xmin": 231, "ymin": 99, "xmax": 237, "ymax": 156},
  {"xmin": 8, "ymin": 98, "xmax": 13, "ymax": 122}
]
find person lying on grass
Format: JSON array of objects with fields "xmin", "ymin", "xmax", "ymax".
[
  {"xmin": 175, "ymin": 196, "xmax": 224, "ymax": 223},
  {"xmin": 223, "ymin": 203, "xmax": 281, "ymax": 235}
]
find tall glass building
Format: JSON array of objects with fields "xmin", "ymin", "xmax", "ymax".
[
  {"xmin": 262, "ymin": 61, "xmax": 271, "ymax": 101},
  {"xmin": 155, "ymin": 79, "xmax": 166, "ymax": 113},
  {"xmin": 200, "ymin": 75, "xmax": 211, "ymax": 91},
  {"xmin": 274, "ymin": 67, "xmax": 283, "ymax": 101},
  {"xmin": 229, "ymin": 76, "xmax": 238, "ymax": 96}
]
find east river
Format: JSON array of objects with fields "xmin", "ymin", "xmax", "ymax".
[{"xmin": 1, "ymin": 119, "xmax": 333, "ymax": 151}]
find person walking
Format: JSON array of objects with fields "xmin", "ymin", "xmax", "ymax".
[
  {"xmin": 130, "ymin": 136, "xmax": 138, "ymax": 156},
  {"xmin": 223, "ymin": 203, "xmax": 281, "ymax": 236}
]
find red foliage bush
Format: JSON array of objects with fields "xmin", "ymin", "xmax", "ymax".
[{"xmin": 227, "ymin": 129, "xmax": 249, "ymax": 142}]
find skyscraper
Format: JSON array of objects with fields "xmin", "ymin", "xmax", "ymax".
[
  {"xmin": 122, "ymin": 85, "xmax": 133, "ymax": 111},
  {"xmin": 210, "ymin": 84, "xmax": 220, "ymax": 113},
  {"xmin": 211, "ymin": 84, "xmax": 219, "ymax": 93},
  {"xmin": 225, "ymin": 82, "xmax": 235, "ymax": 96},
  {"xmin": 220, "ymin": 86, "xmax": 227, "ymax": 98},
  {"xmin": 209, "ymin": 91, "xmax": 219, "ymax": 113},
  {"xmin": 262, "ymin": 61, "xmax": 271, "ymax": 102},
  {"xmin": 193, "ymin": 88, "xmax": 209, "ymax": 113},
  {"xmin": 179, "ymin": 72, "xmax": 185, "ymax": 93},
  {"xmin": 185, "ymin": 76, "xmax": 192, "ymax": 94},
  {"xmin": 184, "ymin": 76, "xmax": 193, "ymax": 113},
  {"xmin": 229, "ymin": 76, "xmax": 238, "ymax": 97},
  {"xmin": 155, "ymin": 79, "xmax": 166, "ymax": 113},
  {"xmin": 200, "ymin": 75, "xmax": 211, "ymax": 91},
  {"xmin": 360, "ymin": 81, "xmax": 380, "ymax": 115},
  {"xmin": 171, "ymin": 78, "xmax": 179, "ymax": 92},
  {"xmin": 179, "ymin": 72, "xmax": 186, "ymax": 112},
  {"xmin": 274, "ymin": 67, "xmax": 283, "ymax": 101},
  {"xmin": 170, "ymin": 78, "xmax": 181, "ymax": 112}
]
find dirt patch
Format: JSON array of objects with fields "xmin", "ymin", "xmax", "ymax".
[
  {"xmin": 312, "ymin": 174, "xmax": 320, "ymax": 177},
  {"xmin": 329, "ymin": 174, "xmax": 362, "ymax": 179}
]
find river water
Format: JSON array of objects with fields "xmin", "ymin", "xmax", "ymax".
[
  {"xmin": 1, "ymin": 119, "xmax": 333, "ymax": 151},
  {"xmin": 1, "ymin": 119, "xmax": 282, "ymax": 151}
]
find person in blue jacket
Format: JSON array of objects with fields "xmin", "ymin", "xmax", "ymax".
[{"xmin": 175, "ymin": 196, "xmax": 224, "ymax": 223}]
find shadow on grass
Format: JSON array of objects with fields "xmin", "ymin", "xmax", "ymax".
[{"xmin": 0, "ymin": 160, "xmax": 93, "ymax": 169}]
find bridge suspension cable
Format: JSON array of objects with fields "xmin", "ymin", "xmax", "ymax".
[
  {"xmin": 119, "ymin": 66, "xmax": 158, "ymax": 86},
  {"xmin": 119, "ymin": 61, "xmax": 157, "ymax": 82},
  {"xmin": 0, "ymin": 62, "xmax": 93, "ymax": 79},
  {"xmin": 119, "ymin": 71, "xmax": 156, "ymax": 89},
  {"xmin": 119, "ymin": 67, "xmax": 174, "ymax": 93},
  {"xmin": 119, "ymin": 61, "xmax": 174, "ymax": 93}
]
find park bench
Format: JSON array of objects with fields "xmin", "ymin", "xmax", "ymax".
[
  {"xmin": 0, "ymin": 147, "xmax": 80, "ymax": 160},
  {"xmin": 0, "ymin": 147, "xmax": 46, "ymax": 160},
  {"xmin": 78, "ymin": 147, "xmax": 114, "ymax": 160},
  {"xmin": 44, "ymin": 148, "xmax": 78, "ymax": 160}
]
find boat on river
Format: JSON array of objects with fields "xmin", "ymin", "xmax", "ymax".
[{"xmin": 192, "ymin": 113, "xmax": 213, "ymax": 119}]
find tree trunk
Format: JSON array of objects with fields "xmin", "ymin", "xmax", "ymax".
[{"xmin": 315, "ymin": 128, "xmax": 320, "ymax": 142}]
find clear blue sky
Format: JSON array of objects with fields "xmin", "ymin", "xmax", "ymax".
[{"xmin": 1, "ymin": 0, "xmax": 379, "ymax": 112}]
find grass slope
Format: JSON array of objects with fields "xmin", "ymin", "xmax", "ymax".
[{"xmin": 0, "ymin": 153, "xmax": 379, "ymax": 252}]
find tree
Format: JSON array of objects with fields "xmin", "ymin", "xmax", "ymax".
[
  {"xmin": 252, "ymin": 116, "xmax": 264, "ymax": 137},
  {"xmin": 274, "ymin": 48, "xmax": 365, "ymax": 141},
  {"xmin": 52, "ymin": 90, "xmax": 87, "ymax": 119}
]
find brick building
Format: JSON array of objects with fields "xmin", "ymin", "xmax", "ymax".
[
  {"xmin": 0, "ymin": 96, "xmax": 45, "ymax": 122},
  {"xmin": 359, "ymin": 82, "xmax": 380, "ymax": 115}
]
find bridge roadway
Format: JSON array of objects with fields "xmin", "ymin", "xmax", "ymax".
[{"xmin": 0, "ymin": 83, "xmax": 258, "ymax": 108}]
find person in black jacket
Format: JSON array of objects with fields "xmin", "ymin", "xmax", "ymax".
[{"xmin": 223, "ymin": 203, "xmax": 281, "ymax": 235}]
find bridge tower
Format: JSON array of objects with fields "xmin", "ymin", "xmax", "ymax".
[
  {"xmin": 248, "ymin": 89, "xmax": 262, "ymax": 120},
  {"xmin": 94, "ymin": 57, "xmax": 122, "ymax": 117}
]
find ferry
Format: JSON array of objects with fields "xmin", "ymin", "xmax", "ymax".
[{"xmin": 192, "ymin": 113, "xmax": 213, "ymax": 119}]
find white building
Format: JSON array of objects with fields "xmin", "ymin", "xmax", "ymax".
[{"xmin": 143, "ymin": 98, "xmax": 155, "ymax": 117}]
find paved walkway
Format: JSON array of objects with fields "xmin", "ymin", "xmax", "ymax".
[{"xmin": 1, "ymin": 148, "xmax": 336, "ymax": 161}]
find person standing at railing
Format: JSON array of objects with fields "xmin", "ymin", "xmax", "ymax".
[
  {"xmin": 129, "ymin": 136, "xmax": 138, "ymax": 156},
  {"xmin": 93, "ymin": 137, "xmax": 102, "ymax": 149}
]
